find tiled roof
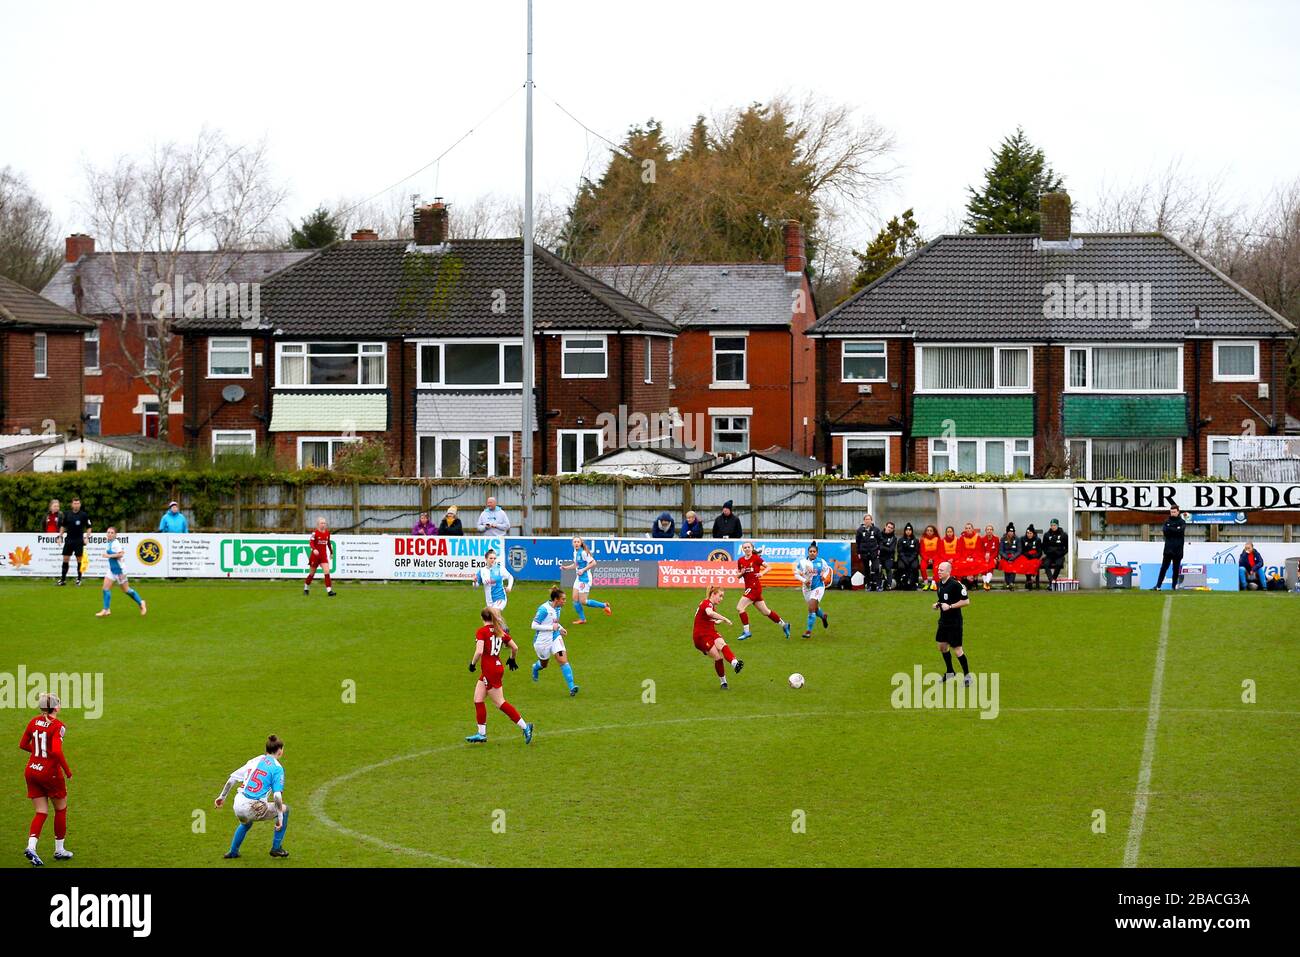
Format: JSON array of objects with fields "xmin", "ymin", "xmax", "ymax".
[
  {"xmin": 0, "ymin": 274, "xmax": 95, "ymax": 330},
  {"xmin": 42, "ymin": 250, "xmax": 312, "ymax": 317},
  {"xmin": 811, "ymin": 233, "xmax": 1294, "ymax": 341},
  {"xmin": 586, "ymin": 263, "xmax": 800, "ymax": 327},
  {"xmin": 415, "ymin": 390, "xmax": 540, "ymax": 434},
  {"xmin": 1061, "ymin": 395, "xmax": 1188, "ymax": 437},
  {"xmin": 912, "ymin": 396, "xmax": 1035, "ymax": 437},
  {"xmin": 177, "ymin": 239, "xmax": 677, "ymax": 337},
  {"xmin": 268, "ymin": 392, "xmax": 388, "ymax": 432},
  {"xmin": 92, "ymin": 435, "xmax": 187, "ymax": 457},
  {"xmin": 702, "ymin": 445, "xmax": 825, "ymax": 475}
]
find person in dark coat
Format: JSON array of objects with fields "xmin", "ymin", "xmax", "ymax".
[
  {"xmin": 1153, "ymin": 505, "xmax": 1187, "ymax": 590},
  {"xmin": 879, "ymin": 521, "xmax": 898, "ymax": 591},
  {"xmin": 895, "ymin": 523, "xmax": 920, "ymax": 591},
  {"xmin": 680, "ymin": 510, "xmax": 704, "ymax": 539},
  {"xmin": 1238, "ymin": 542, "xmax": 1266, "ymax": 590},
  {"xmin": 711, "ymin": 501, "xmax": 743, "ymax": 539},
  {"xmin": 651, "ymin": 512, "xmax": 676, "ymax": 538},
  {"xmin": 437, "ymin": 506, "xmax": 464, "ymax": 536},
  {"xmin": 999, "ymin": 523, "xmax": 1022, "ymax": 590},
  {"xmin": 854, "ymin": 513, "xmax": 883, "ymax": 590},
  {"xmin": 1019, "ymin": 524, "xmax": 1044, "ymax": 590},
  {"xmin": 1041, "ymin": 518, "xmax": 1069, "ymax": 586}
]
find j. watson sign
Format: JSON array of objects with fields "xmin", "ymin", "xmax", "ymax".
[{"xmin": 1074, "ymin": 483, "xmax": 1300, "ymax": 512}]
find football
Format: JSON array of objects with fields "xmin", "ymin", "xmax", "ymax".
[{"xmin": 788, "ymin": 673, "xmax": 805, "ymax": 689}]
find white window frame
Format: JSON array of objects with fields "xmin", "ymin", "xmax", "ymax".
[
  {"xmin": 1206, "ymin": 434, "xmax": 1234, "ymax": 479},
  {"xmin": 212, "ymin": 429, "xmax": 257, "ymax": 458},
  {"xmin": 710, "ymin": 331, "xmax": 748, "ymax": 389},
  {"xmin": 1212, "ymin": 340, "xmax": 1259, "ymax": 382},
  {"xmin": 83, "ymin": 395, "xmax": 103, "ymax": 437},
  {"xmin": 929, "ymin": 437, "xmax": 1034, "ymax": 475},
  {"xmin": 1062, "ymin": 343, "xmax": 1183, "ymax": 394},
  {"xmin": 415, "ymin": 339, "xmax": 525, "ymax": 389},
  {"xmin": 83, "ymin": 325, "xmax": 100, "ymax": 375},
  {"xmin": 644, "ymin": 336, "xmax": 653, "ymax": 384},
  {"xmin": 560, "ymin": 335, "xmax": 608, "ymax": 379},
  {"xmin": 914, "ymin": 344, "xmax": 1033, "ymax": 394},
  {"xmin": 415, "ymin": 433, "xmax": 514, "ymax": 478},
  {"xmin": 556, "ymin": 429, "xmax": 604, "ymax": 474},
  {"xmin": 276, "ymin": 342, "xmax": 387, "ymax": 389},
  {"xmin": 33, "ymin": 332, "xmax": 47, "ymax": 377},
  {"xmin": 296, "ymin": 435, "xmax": 362, "ymax": 469},
  {"xmin": 710, "ymin": 413, "xmax": 751, "ymax": 453},
  {"xmin": 207, "ymin": 336, "xmax": 253, "ymax": 378},
  {"xmin": 141, "ymin": 396, "xmax": 160, "ymax": 437},
  {"xmin": 841, "ymin": 340, "xmax": 888, "ymax": 383},
  {"xmin": 839, "ymin": 434, "xmax": 893, "ymax": 477},
  {"xmin": 1065, "ymin": 437, "xmax": 1183, "ymax": 480}
]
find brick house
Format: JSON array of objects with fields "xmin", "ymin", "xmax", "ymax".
[
  {"xmin": 809, "ymin": 192, "xmax": 1297, "ymax": 479},
  {"xmin": 41, "ymin": 235, "xmax": 310, "ymax": 442},
  {"xmin": 0, "ymin": 273, "xmax": 94, "ymax": 439},
  {"xmin": 588, "ymin": 221, "xmax": 817, "ymax": 457},
  {"xmin": 176, "ymin": 204, "xmax": 678, "ymax": 474}
]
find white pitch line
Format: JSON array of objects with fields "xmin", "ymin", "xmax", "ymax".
[{"xmin": 1124, "ymin": 595, "xmax": 1173, "ymax": 868}]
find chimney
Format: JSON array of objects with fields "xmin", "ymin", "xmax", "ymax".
[
  {"xmin": 350, "ymin": 228, "xmax": 379, "ymax": 242},
  {"xmin": 782, "ymin": 220, "xmax": 806, "ymax": 275},
  {"xmin": 1040, "ymin": 192, "xmax": 1071, "ymax": 242},
  {"xmin": 413, "ymin": 199, "xmax": 449, "ymax": 246},
  {"xmin": 65, "ymin": 233, "xmax": 95, "ymax": 263}
]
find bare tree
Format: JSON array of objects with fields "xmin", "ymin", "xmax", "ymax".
[
  {"xmin": 81, "ymin": 130, "xmax": 287, "ymax": 442},
  {"xmin": 0, "ymin": 167, "xmax": 62, "ymax": 290}
]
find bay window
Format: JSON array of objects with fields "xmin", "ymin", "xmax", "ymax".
[
  {"xmin": 930, "ymin": 437, "xmax": 1032, "ymax": 475},
  {"xmin": 418, "ymin": 340, "xmax": 523, "ymax": 387},
  {"xmin": 1067, "ymin": 438, "xmax": 1179, "ymax": 480},
  {"xmin": 1065, "ymin": 345, "xmax": 1180, "ymax": 392},
  {"xmin": 277, "ymin": 342, "xmax": 386, "ymax": 387},
  {"xmin": 417, "ymin": 434, "xmax": 512, "ymax": 477},
  {"xmin": 918, "ymin": 345, "xmax": 1030, "ymax": 392}
]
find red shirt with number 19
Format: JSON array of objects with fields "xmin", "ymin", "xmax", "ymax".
[{"xmin": 309, "ymin": 528, "xmax": 331, "ymax": 565}]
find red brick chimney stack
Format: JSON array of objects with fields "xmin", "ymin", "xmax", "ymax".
[
  {"xmin": 413, "ymin": 199, "xmax": 449, "ymax": 246},
  {"xmin": 350, "ymin": 228, "xmax": 379, "ymax": 242},
  {"xmin": 65, "ymin": 233, "xmax": 95, "ymax": 263},
  {"xmin": 782, "ymin": 220, "xmax": 805, "ymax": 275},
  {"xmin": 1040, "ymin": 192, "xmax": 1072, "ymax": 242}
]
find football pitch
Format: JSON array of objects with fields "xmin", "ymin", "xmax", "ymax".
[{"xmin": 2, "ymin": 579, "xmax": 1297, "ymax": 868}]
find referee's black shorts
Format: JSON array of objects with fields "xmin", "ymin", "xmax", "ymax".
[
  {"xmin": 935, "ymin": 625, "xmax": 963, "ymax": 647},
  {"xmin": 61, "ymin": 539, "xmax": 84, "ymax": 559}
]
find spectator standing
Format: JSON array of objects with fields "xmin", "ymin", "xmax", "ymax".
[
  {"xmin": 412, "ymin": 511, "xmax": 437, "ymax": 535},
  {"xmin": 680, "ymin": 511, "xmax": 704, "ymax": 539},
  {"xmin": 855, "ymin": 514, "xmax": 882, "ymax": 590},
  {"xmin": 57, "ymin": 497, "xmax": 91, "ymax": 587},
  {"xmin": 651, "ymin": 512, "xmax": 676, "ymax": 538},
  {"xmin": 1019, "ymin": 524, "xmax": 1044, "ymax": 590},
  {"xmin": 1238, "ymin": 542, "xmax": 1265, "ymax": 590},
  {"xmin": 44, "ymin": 499, "xmax": 61, "ymax": 533},
  {"xmin": 476, "ymin": 497, "xmax": 511, "ymax": 536},
  {"xmin": 1152, "ymin": 505, "xmax": 1187, "ymax": 591},
  {"xmin": 438, "ymin": 506, "xmax": 464, "ymax": 536},
  {"xmin": 999, "ymin": 524, "xmax": 1021, "ymax": 590},
  {"xmin": 158, "ymin": 501, "xmax": 189, "ymax": 534},
  {"xmin": 879, "ymin": 521, "xmax": 898, "ymax": 591},
  {"xmin": 711, "ymin": 501, "xmax": 743, "ymax": 539},
  {"xmin": 1042, "ymin": 518, "xmax": 1069, "ymax": 587},
  {"xmin": 896, "ymin": 523, "xmax": 920, "ymax": 591}
]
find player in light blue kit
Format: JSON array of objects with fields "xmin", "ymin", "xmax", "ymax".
[
  {"xmin": 793, "ymin": 541, "xmax": 832, "ymax": 639},
  {"xmin": 215, "ymin": 734, "xmax": 291, "ymax": 859},
  {"xmin": 473, "ymin": 547, "xmax": 514, "ymax": 632},
  {"xmin": 530, "ymin": 586, "xmax": 579, "ymax": 696},
  {"xmin": 93, "ymin": 527, "xmax": 146, "ymax": 618},
  {"xmin": 560, "ymin": 537, "xmax": 612, "ymax": 625}
]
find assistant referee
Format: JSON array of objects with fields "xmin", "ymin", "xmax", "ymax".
[{"xmin": 933, "ymin": 560, "xmax": 973, "ymax": 686}]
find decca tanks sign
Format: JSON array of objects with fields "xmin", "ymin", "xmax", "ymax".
[{"xmin": 1073, "ymin": 483, "xmax": 1300, "ymax": 512}]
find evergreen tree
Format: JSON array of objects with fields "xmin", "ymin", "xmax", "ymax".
[
  {"xmin": 848, "ymin": 208, "xmax": 924, "ymax": 294},
  {"xmin": 964, "ymin": 128, "xmax": 1064, "ymax": 234},
  {"xmin": 289, "ymin": 206, "xmax": 341, "ymax": 249}
]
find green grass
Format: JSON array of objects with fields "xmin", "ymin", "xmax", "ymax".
[{"xmin": 1, "ymin": 579, "xmax": 1296, "ymax": 868}]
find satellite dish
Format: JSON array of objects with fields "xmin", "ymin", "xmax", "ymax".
[{"xmin": 221, "ymin": 385, "xmax": 246, "ymax": 403}]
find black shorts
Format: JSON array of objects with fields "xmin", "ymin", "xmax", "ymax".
[
  {"xmin": 61, "ymin": 540, "xmax": 85, "ymax": 559},
  {"xmin": 935, "ymin": 626, "xmax": 963, "ymax": 647}
]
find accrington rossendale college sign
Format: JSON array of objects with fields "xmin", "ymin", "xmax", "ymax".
[{"xmin": 1073, "ymin": 483, "xmax": 1300, "ymax": 512}]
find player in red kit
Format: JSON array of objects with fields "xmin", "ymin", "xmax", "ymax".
[
  {"xmin": 466, "ymin": 607, "xmax": 534, "ymax": 744},
  {"xmin": 20, "ymin": 692, "xmax": 73, "ymax": 866},
  {"xmin": 304, "ymin": 516, "xmax": 335, "ymax": 597},
  {"xmin": 735, "ymin": 541, "xmax": 791, "ymax": 640},
  {"xmin": 693, "ymin": 586, "xmax": 744, "ymax": 690}
]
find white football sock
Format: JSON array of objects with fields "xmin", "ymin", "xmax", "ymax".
[
  {"xmin": 55, "ymin": 839, "xmax": 65, "ymax": 853},
  {"xmin": 516, "ymin": 718, "xmax": 527, "ymax": 729},
  {"xmin": 27, "ymin": 836, "xmax": 37, "ymax": 852},
  {"xmin": 477, "ymin": 724, "xmax": 487, "ymax": 735}
]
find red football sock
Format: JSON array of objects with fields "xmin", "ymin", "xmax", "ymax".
[
  {"xmin": 30, "ymin": 812, "xmax": 47, "ymax": 838},
  {"xmin": 54, "ymin": 809, "xmax": 66, "ymax": 840},
  {"xmin": 305, "ymin": 570, "xmax": 315, "ymax": 585},
  {"xmin": 499, "ymin": 701, "xmax": 521, "ymax": 723},
  {"xmin": 721, "ymin": 645, "xmax": 736, "ymax": 663},
  {"xmin": 739, "ymin": 611, "xmax": 750, "ymax": 626},
  {"xmin": 714, "ymin": 659, "xmax": 726, "ymax": 677},
  {"xmin": 475, "ymin": 701, "xmax": 487, "ymax": 724},
  {"xmin": 768, "ymin": 610, "xmax": 782, "ymax": 623},
  {"xmin": 324, "ymin": 573, "xmax": 333, "ymax": 588}
]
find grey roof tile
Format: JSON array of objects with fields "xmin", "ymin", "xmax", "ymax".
[
  {"xmin": 586, "ymin": 263, "xmax": 799, "ymax": 327},
  {"xmin": 0, "ymin": 274, "xmax": 95, "ymax": 330}
]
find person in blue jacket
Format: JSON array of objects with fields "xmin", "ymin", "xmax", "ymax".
[
  {"xmin": 1238, "ymin": 542, "xmax": 1266, "ymax": 590},
  {"xmin": 158, "ymin": 501, "xmax": 189, "ymax": 533},
  {"xmin": 680, "ymin": 510, "xmax": 704, "ymax": 539},
  {"xmin": 651, "ymin": 512, "xmax": 676, "ymax": 538}
]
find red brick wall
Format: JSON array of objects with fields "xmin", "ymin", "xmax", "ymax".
[
  {"xmin": 815, "ymin": 337, "xmax": 908, "ymax": 468},
  {"xmin": 1, "ymin": 329, "xmax": 84, "ymax": 435},
  {"xmin": 1184, "ymin": 337, "xmax": 1289, "ymax": 473},
  {"xmin": 91, "ymin": 317, "xmax": 186, "ymax": 443},
  {"xmin": 184, "ymin": 332, "xmax": 270, "ymax": 457}
]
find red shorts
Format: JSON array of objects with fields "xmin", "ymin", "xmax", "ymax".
[
  {"xmin": 741, "ymin": 583, "xmax": 763, "ymax": 603},
  {"xmin": 309, "ymin": 551, "xmax": 328, "ymax": 569},
  {"xmin": 693, "ymin": 632, "xmax": 720, "ymax": 654},
  {"xmin": 25, "ymin": 768, "xmax": 66, "ymax": 800},
  {"xmin": 480, "ymin": 659, "xmax": 504, "ymax": 690}
]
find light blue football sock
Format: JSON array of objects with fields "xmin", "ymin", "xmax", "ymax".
[
  {"xmin": 585, "ymin": 600, "xmax": 606, "ymax": 609},
  {"xmin": 817, "ymin": 609, "xmax": 827, "ymax": 621},
  {"xmin": 102, "ymin": 591, "xmax": 111, "ymax": 611},
  {"xmin": 560, "ymin": 662, "xmax": 575, "ymax": 691},
  {"xmin": 229, "ymin": 822, "xmax": 251, "ymax": 855},
  {"xmin": 806, "ymin": 612, "xmax": 816, "ymax": 631},
  {"xmin": 575, "ymin": 601, "xmax": 586, "ymax": 621},
  {"xmin": 272, "ymin": 809, "xmax": 289, "ymax": 850},
  {"xmin": 127, "ymin": 589, "xmax": 143, "ymax": 606}
]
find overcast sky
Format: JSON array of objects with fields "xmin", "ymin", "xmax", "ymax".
[{"xmin": 3, "ymin": 0, "xmax": 1298, "ymax": 252}]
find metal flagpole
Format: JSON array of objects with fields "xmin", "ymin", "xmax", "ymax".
[{"xmin": 520, "ymin": 0, "xmax": 535, "ymax": 534}]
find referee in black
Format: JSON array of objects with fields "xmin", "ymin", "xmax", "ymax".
[
  {"xmin": 933, "ymin": 560, "xmax": 973, "ymax": 686},
  {"xmin": 1152, "ymin": 504, "xmax": 1186, "ymax": 591},
  {"xmin": 58, "ymin": 496, "xmax": 92, "ymax": 586}
]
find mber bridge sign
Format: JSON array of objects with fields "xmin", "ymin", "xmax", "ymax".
[{"xmin": 1073, "ymin": 483, "xmax": 1300, "ymax": 511}]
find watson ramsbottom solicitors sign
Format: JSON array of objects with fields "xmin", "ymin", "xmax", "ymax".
[{"xmin": 1074, "ymin": 483, "xmax": 1300, "ymax": 512}]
